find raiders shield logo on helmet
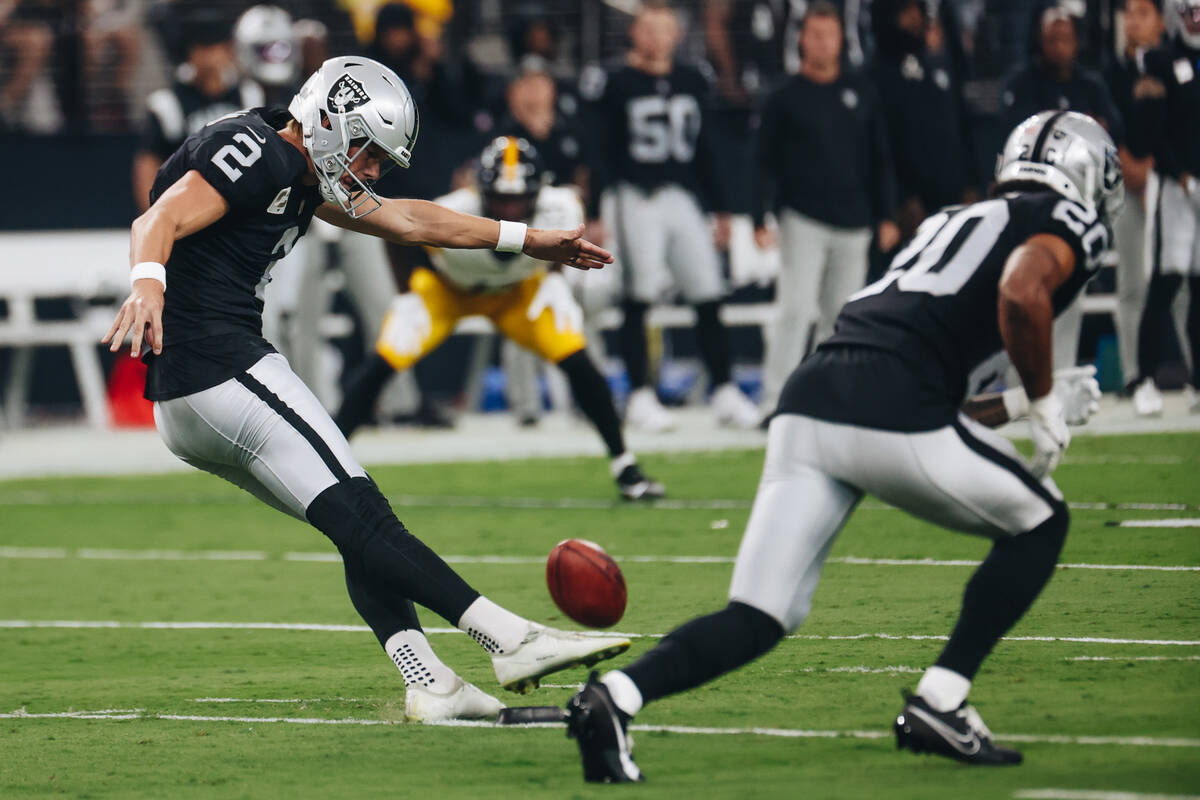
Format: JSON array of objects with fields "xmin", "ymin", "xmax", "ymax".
[{"xmin": 328, "ymin": 74, "xmax": 370, "ymax": 112}]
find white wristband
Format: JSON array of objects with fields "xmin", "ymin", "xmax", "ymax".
[
  {"xmin": 130, "ymin": 261, "xmax": 166, "ymax": 290},
  {"xmin": 1001, "ymin": 387, "xmax": 1029, "ymax": 421},
  {"xmin": 495, "ymin": 220, "xmax": 528, "ymax": 253}
]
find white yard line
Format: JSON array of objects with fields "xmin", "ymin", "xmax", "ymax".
[
  {"xmin": 189, "ymin": 697, "xmax": 370, "ymax": 704},
  {"xmin": 1, "ymin": 707, "xmax": 1196, "ymax": 748},
  {"xmin": 1, "ymin": 490, "xmax": 1198, "ymax": 514},
  {"xmin": 0, "ymin": 546, "xmax": 1194, "ymax": 572},
  {"xmin": 1, "ymin": 619, "xmax": 1196, "ymax": 646},
  {"xmin": 1067, "ymin": 656, "xmax": 1200, "ymax": 662},
  {"xmin": 1015, "ymin": 790, "xmax": 1200, "ymax": 800},
  {"xmin": 1114, "ymin": 519, "xmax": 1200, "ymax": 528}
]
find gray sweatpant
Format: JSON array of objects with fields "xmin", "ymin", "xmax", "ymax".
[{"xmin": 761, "ymin": 209, "xmax": 872, "ymax": 411}]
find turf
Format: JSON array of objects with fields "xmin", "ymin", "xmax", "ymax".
[{"xmin": 0, "ymin": 432, "xmax": 1197, "ymax": 798}]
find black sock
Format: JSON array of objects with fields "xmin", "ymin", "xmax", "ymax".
[
  {"xmin": 619, "ymin": 300, "xmax": 650, "ymax": 390},
  {"xmin": 1189, "ymin": 277, "xmax": 1200, "ymax": 387},
  {"xmin": 695, "ymin": 301, "xmax": 732, "ymax": 387},
  {"xmin": 935, "ymin": 505, "xmax": 1069, "ymax": 679},
  {"xmin": 558, "ymin": 350, "xmax": 626, "ymax": 458},
  {"xmin": 306, "ymin": 477, "xmax": 480, "ymax": 630},
  {"xmin": 335, "ymin": 353, "xmax": 397, "ymax": 438},
  {"xmin": 622, "ymin": 601, "xmax": 783, "ymax": 705},
  {"xmin": 1137, "ymin": 274, "xmax": 1183, "ymax": 384}
]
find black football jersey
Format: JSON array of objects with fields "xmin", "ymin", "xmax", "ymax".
[
  {"xmin": 1135, "ymin": 39, "xmax": 1200, "ymax": 178},
  {"xmin": 144, "ymin": 107, "xmax": 322, "ymax": 401},
  {"xmin": 581, "ymin": 62, "xmax": 723, "ymax": 210},
  {"xmin": 822, "ymin": 191, "xmax": 1108, "ymax": 406},
  {"xmin": 139, "ymin": 79, "xmax": 265, "ymax": 160}
]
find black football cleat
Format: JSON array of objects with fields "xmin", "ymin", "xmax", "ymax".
[
  {"xmin": 566, "ymin": 672, "xmax": 645, "ymax": 783},
  {"xmin": 894, "ymin": 692, "xmax": 1023, "ymax": 766},
  {"xmin": 615, "ymin": 464, "xmax": 666, "ymax": 501}
]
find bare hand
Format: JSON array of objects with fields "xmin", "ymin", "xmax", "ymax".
[
  {"xmin": 753, "ymin": 225, "xmax": 776, "ymax": 251},
  {"xmin": 878, "ymin": 220, "xmax": 902, "ymax": 253},
  {"xmin": 524, "ymin": 224, "xmax": 613, "ymax": 271},
  {"xmin": 584, "ymin": 218, "xmax": 606, "ymax": 247},
  {"xmin": 102, "ymin": 279, "xmax": 165, "ymax": 356},
  {"xmin": 713, "ymin": 213, "xmax": 731, "ymax": 251}
]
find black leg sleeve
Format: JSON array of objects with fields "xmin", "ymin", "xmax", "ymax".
[
  {"xmin": 334, "ymin": 353, "xmax": 397, "ymax": 438},
  {"xmin": 557, "ymin": 350, "xmax": 626, "ymax": 457},
  {"xmin": 306, "ymin": 477, "xmax": 481, "ymax": 628},
  {"xmin": 935, "ymin": 504, "xmax": 1070, "ymax": 680},
  {"xmin": 621, "ymin": 601, "xmax": 784, "ymax": 706},
  {"xmin": 1137, "ymin": 274, "xmax": 1184, "ymax": 383},
  {"xmin": 343, "ymin": 564, "xmax": 424, "ymax": 646},
  {"xmin": 619, "ymin": 300, "xmax": 650, "ymax": 390},
  {"xmin": 694, "ymin": 301, "xmax": 732, "ymax": 387}
]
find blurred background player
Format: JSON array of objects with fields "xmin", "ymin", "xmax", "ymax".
[
  {"xmin": 753, "ymin": 2, "xmax": 899, "ymax": 417},
  {"xmin": 234, "ymin": 4, "xmax": 302, "ymax": 106},
  {"xmin": 582, "ymin": 0, "xmax": 760, "ymax": 433},
  {"xmin": 1105, "ymin": 0, "xmax": 1165, "ymax": 394},
  {"xmin": 335, "ymin": 136, "xmax": 665, "ymax": 500},
  {"xmin": 131, "ymin": 9, "xmax": 263, "ymax": 213},
  {"xmin": 1128, "ymin": 0, "xmax": 1200, "ymax": 415}
]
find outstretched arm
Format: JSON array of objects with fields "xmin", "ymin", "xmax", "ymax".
[
  {"xmin": 102, "ymin": 170, "xmax": 230, "ymax": 356},
  {"xmin": 316, "ymin": 198, "xmax": 613, "ymax": 270}
]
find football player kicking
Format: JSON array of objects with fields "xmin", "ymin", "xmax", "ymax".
[
  {"xmin": 102, "ymin": 56, "xmax": 630, "ymax": 724},
  {"xmin": 565, "ymin": 111, "xmax": 1122, "ymax": 780},
  {"xmin": 334, "ymin": 136, "xmax": 665, "ymax": 501}
]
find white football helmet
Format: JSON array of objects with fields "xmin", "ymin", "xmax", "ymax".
[
  {"xmin": 995, "ymin": 110, "xmax": 1124, "ymax": 223},
  {"xmin": 1175, "ymin": 0, "xmax": 1200, "ymax": 48},
  {"xmin": 288, "ymin": 56, "xmax": 419, "ymax": 218},
  {"xmin": 235, "ymin": 5, "xmax": 299, "ymax": 88}
]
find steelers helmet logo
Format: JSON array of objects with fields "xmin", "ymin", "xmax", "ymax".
[{"xmin": 328, "ymin": 74, "xmax": 370, "ymax": 112}]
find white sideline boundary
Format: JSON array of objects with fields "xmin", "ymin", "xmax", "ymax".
[
  {"xmin": 0, "ymin": 546, "xmax": 1195, "ymax": 572},
  {"xmin": 0, "ymin": 620, "xmax": 1196, "ymax": 646},
  {"xmin": 2, "ymin": 707, "xmax": 1197, "ymax": 749},
  {"xmin": 1015, "ymin": 791, "xmax": 1200, "ymax": 800}
]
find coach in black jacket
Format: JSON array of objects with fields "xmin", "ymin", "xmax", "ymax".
[{"xmin": 753, "ymin": 0, "xmax": 898, "ymax": 415}]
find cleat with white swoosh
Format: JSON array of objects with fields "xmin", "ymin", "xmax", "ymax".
[
  {"xmin": 894, "ymin": 691, "xmax": 1023, "ymax": 765},
  {"xmin": 566, "ymin": 672, "xmax": 644, "ymax": 783}
]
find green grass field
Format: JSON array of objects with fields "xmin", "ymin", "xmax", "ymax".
[{"xmin": 1, "ymin": 432, "xmax": 1198, "ymax": 799}]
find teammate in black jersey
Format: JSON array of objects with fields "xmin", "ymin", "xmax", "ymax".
[
  {"xmin": 102, "ymin": 56, "xmax": 630, "ymax": 724},
  {"xmin": 565, "ymin": 111, "xmax": 1123, "ymax": 781},
  {"xmin": 581, "ymin": 0, "xmax": 761, "ymax": 432}
]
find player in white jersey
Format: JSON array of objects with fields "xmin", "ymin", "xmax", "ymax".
[{"xmin": 335, "ymin": 136, "xmax": 665, "ymax": 500}]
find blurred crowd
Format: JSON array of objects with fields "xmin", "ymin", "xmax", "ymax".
[{"xmin": 3, "ymin": 0, "xmax": 1197, "ymax": 419}]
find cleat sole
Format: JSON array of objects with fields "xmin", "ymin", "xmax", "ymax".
[{"xmin": 500, "ymin": 642, "xmax": 631, "ymax": 694}]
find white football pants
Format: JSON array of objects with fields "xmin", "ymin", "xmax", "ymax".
[{"xmin": 729, "ymin": 413, "xmax": 1063, "ymax": 632}]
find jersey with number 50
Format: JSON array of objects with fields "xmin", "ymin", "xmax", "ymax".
[
  {"xmin": 145, "ymin": 107, "xmax": 322, "ymax": 401},
  {"xmin": 824, "ymin": 190, "xmax": 1108, "ymax": 404}
]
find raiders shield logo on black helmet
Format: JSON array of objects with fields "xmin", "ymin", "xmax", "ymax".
[{"xmin": 328, "ymin": 74, "xmax": 370, "ymax": 112}]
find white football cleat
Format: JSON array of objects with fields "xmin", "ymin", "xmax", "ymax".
[
  {"xmin": 405, "ymin": 676, "xmax": 505, "ymax": 723},
  {"xmin": 1186, "ymin": 384, "xmax": 1200, "ymax": 414},
  {"xmin": 625, "ymin": 387, "xmax": 675, "ymax": 432},
  {"xmin": 711, "ymin": 382, "xmax": 761, "ymax": 429},
  {"xmin": 1132, "ymin": 378, "xmax": 1164, "ymax": 417},
  {"xmin": 492, "ymin": 624, "xmax": 632, "ymax": 695}
]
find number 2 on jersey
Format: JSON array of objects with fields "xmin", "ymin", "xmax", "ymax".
[
  {"xmin": 849, "ymin": 201, "xmax": 1010, "ymax": 301},
  {"xmin": 210, "ymin": 133, "xmax": 263, "ymax": 182}
]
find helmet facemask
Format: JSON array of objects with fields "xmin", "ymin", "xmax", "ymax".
[{"xmin": 290, "ymin": 57, "xmax": 419, "ymax": 219}]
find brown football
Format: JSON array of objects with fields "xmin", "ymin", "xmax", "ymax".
[{"xmin": 546, "ymin": 538, "xmax": 627, "ymax": 628}]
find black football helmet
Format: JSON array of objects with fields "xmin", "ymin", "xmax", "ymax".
[{"xmin": 478, "ymin": 135, "xmax": 545, "ymax": 222}]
